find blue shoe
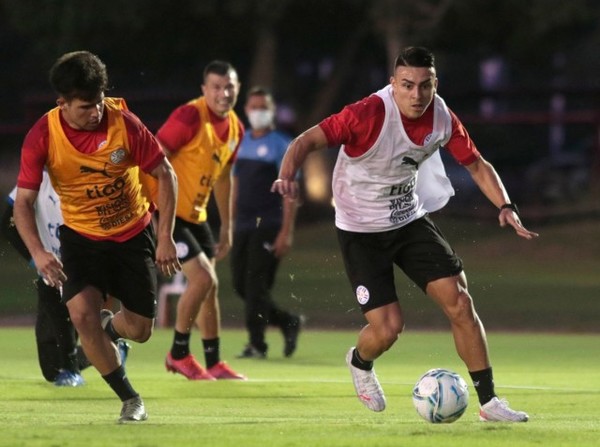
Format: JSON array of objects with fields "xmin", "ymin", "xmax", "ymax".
[
  {"xmin": 54, "ymin": 369, "xmax": 85, "ymax": 387},
  {"xmin": 118, "ymin": 340, "xmax": 131, "ymax": 367}
]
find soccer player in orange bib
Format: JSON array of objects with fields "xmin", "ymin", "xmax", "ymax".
[
  {"xmin": 14, "ymin": 51, "xmax": 181, "ymax": 423},
  {"xmin": 156, "ymin": 60, "xmax": 246, "ymax": 380}
]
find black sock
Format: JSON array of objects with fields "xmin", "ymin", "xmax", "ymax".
[
  {"xmin": 170, "ymin": 330, "xmax": 191, "ymax": 359},
  {"xmin": 104, "ymin": 318, "xmax": 122, "ymax": 343},
  {"xmin": 203, "ymin": 338, "xmax": 220, "ymax": 369},
  {"xmin": 102, "ymin": 365, "xmax": 138, "ymax": 402},
  {"xmin": 351, "ymin": 348, "xmax": 373, "ymax": 371},
  {"xmin": 469, "ymin": 367, "xmax": 497, "ymax": 405}
]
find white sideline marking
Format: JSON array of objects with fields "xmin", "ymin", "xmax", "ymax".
[{"xmin": 242, "ymin": 378, "xmax": 598, "ymax": 392}]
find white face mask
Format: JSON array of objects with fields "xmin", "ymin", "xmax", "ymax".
[{"xmin": 247, "ymin": 109, "xmax": 274, "ymax": 130}]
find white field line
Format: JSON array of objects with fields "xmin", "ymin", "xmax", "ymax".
[{"xmin": 243, "ymin": 378, "xmax": 599, "ymax": 392}]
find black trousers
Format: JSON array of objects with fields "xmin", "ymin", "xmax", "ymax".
[
  {"xmin": 2, "ymin": 204, "xmax": 87, "ymax": 381},
  {"xmin": 35, "ymin": 278, "xmax": 85, "ymax": 381},
  {"xmin": 230, "ymin": 226, "xmax": 296, "ymax": 353}
]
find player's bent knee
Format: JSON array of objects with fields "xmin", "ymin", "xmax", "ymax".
[
  {"xmin": 68, "ymin": 310, "xmax": 96, "ymax": 332},
  {"xmin": 445, "ymin": 292, "xmax": 476, "ymax": 323},
  {"xmin": 127, "ymin": 323, "xmax": 153, "ymax": 343},
  {"xmin": 188, "ymin": 270, "xmax": 217, "ymax": 295}
]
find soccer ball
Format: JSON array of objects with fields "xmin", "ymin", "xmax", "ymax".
[{"xmin": 412, "ymin": 368, "xmax": 469, "ymax": 423}]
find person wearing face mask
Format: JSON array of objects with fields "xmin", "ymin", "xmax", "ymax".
[{"xmin": 231, "ymin": 86, "xmax": 302, "ymax": 359}]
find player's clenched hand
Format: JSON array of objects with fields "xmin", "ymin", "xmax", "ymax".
[
  {"xmin": 214, "ymin": 225, "xmax": 232, "ymax": 262},
  {"xmin": 214, "ymin": 240, "xmax": 231, "ymax": 261},
  {"xmin": 35, "ymin": 251, "xmax": 67, "ymax": 289},
  {"xmin": 271, "ymin": 178, "xmax": 299, "ymax": 200},
  {"xmin": 155, "ymin": 237, "xmax": 181, "ymax": 277}
]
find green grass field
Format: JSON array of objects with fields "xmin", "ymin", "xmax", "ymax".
[
  {"xmin": 2, "ymin": 216, "xmax": 600, "ymax": 332},
  {"xmin": 0, "ymin": 213, "xmax": 598, "ymax": 445},
  {"xmin": 0, "ymin": 328, "xmax": 598, "ymax": 447}
]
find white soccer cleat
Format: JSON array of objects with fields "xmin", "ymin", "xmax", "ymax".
[
  {"xmin": 346, "ymin": 347, "xmax": 386, "ymax": 412},
  {"xmin": 479, "ymin": 397, "xmax": 529, "ymax": 422},
  {"xmin": 118, "ymin": 396, "xmax": 148, "ymax": 423}
]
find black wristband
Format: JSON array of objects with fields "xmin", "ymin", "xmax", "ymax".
[{"xmin": 500, "ymin": 203, "xmax": 519, "ymax": 217}]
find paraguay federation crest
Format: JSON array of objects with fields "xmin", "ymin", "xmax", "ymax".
[
  {"xmin": 355, "ymin": 285, "xmax": 370, "ymax": 305},
  {"xmin": 110, "ymin": 148, "xmax": 127, "ymax": 164},
  {"xmin": 175, "ymin": 242, "xmax": 189, "ymax": 259}
]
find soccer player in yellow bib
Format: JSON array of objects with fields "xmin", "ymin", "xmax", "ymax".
[
  {"xmin": 14, "ymin": 51, "xmax": 181, "ymax": 423},
  {"xmin": 157, "ymin": 60, "xmax": 246, "ymax": 380}
]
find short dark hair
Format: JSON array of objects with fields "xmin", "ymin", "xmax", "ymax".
[
  {"xmin": 49, "ymin": 51, "xmax": 108, "ymax": 102},
  {"xmin": 246, "ymin": 85, "xmax": 272, "ymax": 101},
  {"xmin": 203, "ymin": 60, "xmax": 236, "ymax": 82},
  {"xmin": 394, "ymin": 47, "xmax": 435, "ymax": 69}
]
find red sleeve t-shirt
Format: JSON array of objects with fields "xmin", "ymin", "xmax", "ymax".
[
  {"xmin": 18, "ymin": 109, "xmax": 165, "ymax": 191},
  {"xmin": 319, "ymin": 93, "xmax": 480, "ymax": 166},
  {"xmin": 155, "ymin": 103, "xmax": 244, "ymax": 163}
]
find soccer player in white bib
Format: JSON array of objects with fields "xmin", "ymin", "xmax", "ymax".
[
  {"xmin": 4, "ymin": 171, "xmax": 86, "ymax": 386},
  {"xmin": 272, "ymin": 47, "xmax": 538, "ymax": 422}
]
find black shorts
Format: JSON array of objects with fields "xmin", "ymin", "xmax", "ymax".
[
  {"xmin": 336, "ymin": 215, "xmax": 463, "ymax": 313},
  {"xmin": 173, "ymin": 218, "xmax": 215, "ymax": 262},
  {"xmin": 59, "ymin": 224, "xmax": 158, "ymax": 318}
]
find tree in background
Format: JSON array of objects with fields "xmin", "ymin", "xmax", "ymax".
[{"xmin": 1, "ymin": 0, "xmax": 599, "ymax": 198}]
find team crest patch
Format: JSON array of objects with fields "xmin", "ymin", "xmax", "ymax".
[
  {"xmin": 110, "ymin": 148, "xmax": 127, "ymax": 164},
  {"xmin": 175, "ymin": 242, "xmax": 189, "ymax": 259},
  {"xmin": 355, "ymin": 285, "xmax": 370, "ymax": 305}
]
